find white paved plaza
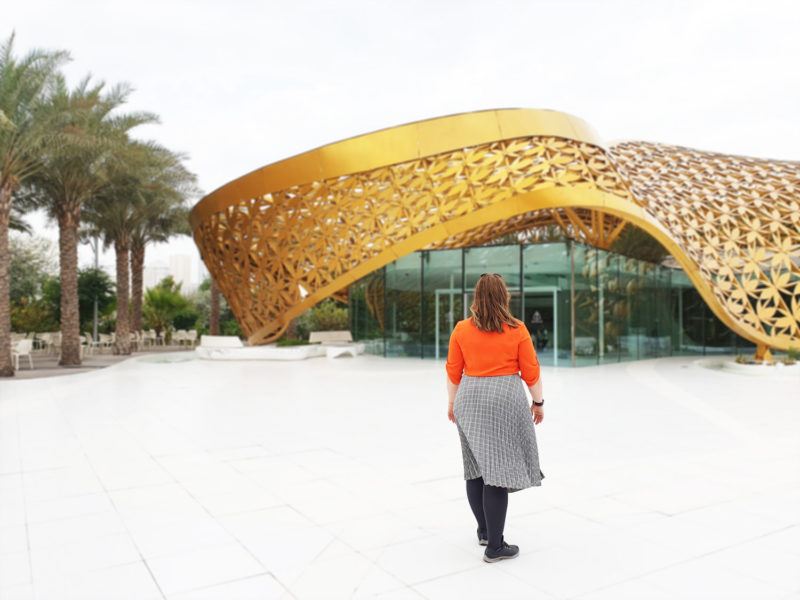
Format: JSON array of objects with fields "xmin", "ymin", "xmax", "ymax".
[{"xmin": 0, "ymin": 353, "xmax": 798, "ymax": 599}]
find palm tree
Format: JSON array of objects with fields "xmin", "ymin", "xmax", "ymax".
[
  {"xmin": 129, "ymin": 148, "xmax": 196, "ymax": 334},
  {"xmin": 83, "ymin": 140, "xmax": 152, "ymax": 355},
  {"xmin": 9, "ymin": 205, "xmax": 31, "ymax": 233},
  {"xmin": 85, "ymin": 142, "xmax": 196, "ymax": 353},
  {"xmin": 0, "ymin": 34, "xmax": 68, "ymax": 376},
  {"xmin": 24, "ymin": 77, "xmax": 156, "ymax": 363}
]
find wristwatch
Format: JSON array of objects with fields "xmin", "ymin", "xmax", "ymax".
[{"xmin": 532, "ymin": 398, "xmax": 544, "ymax": 406}]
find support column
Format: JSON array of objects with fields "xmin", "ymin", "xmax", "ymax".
[{"xmin": 754, "ymin": 344, "xmax": 773, "ymax": 362}]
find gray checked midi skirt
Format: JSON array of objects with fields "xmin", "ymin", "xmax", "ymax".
[{"xmin": 454, "ymin": 374, "xmax": 545, "ymax": 493}]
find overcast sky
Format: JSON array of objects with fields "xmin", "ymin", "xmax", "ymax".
[{"xmin": 6, "ymin": 0, "xmax": 800, "ymax": 279}]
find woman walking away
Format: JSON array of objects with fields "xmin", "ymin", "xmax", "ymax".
[{"xmin": 446, "ymin": 273, "xmax": 545, "ymax": 563}]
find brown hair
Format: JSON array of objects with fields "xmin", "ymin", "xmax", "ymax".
[{"xmin": 470, "ymin": 274, "xmax": 520, "ymax": 333}]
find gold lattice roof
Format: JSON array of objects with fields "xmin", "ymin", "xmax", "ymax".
[{"xmin": 190, "ymin": 109, "xmax": 800, "ymax": 350}]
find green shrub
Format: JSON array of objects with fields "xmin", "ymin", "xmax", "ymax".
[
  {"xmin": 788, "ymin": 347, "xmax": 800, "ymax": 361},
  {"xmin": 302, "ymin": 298, "xmax": 349, "ymax": 336},
  {"xmin": 221, "ymin": 319, "xmax": 243, "ymax": 337},
  {"xmin": 173, "ymin": 309, "xmax": 201, "ymax": 331},
  {"xmin": 276, "ymin": 339, "xmax": 311, "ymax": 347},
  {"xmin": 10, "ymin": 298, "xmax": 58, "ymax": 333}
]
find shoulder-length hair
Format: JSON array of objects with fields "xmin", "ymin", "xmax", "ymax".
[{"xmin": 470, "ymin": 274, "xmax": 520, "ymax": 333}]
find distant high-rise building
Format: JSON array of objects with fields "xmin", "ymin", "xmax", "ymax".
[
  {"xmin": 143, "ymin": 263, "xmax": 170, "ymax": 290},
  {"xmin": 170, "ymin": 254, "xmax": 194, "ymax": 293}
]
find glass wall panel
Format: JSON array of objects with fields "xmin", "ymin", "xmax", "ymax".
[
  {"xmin": 464, "ymin": 245, "xmax": 521, "ymax": 322},
  {"xmin": 616, "ymin": 255, "xmax": 641, "ymax": 361},
  {"xmin": 597, "ymin": 248, "xmax": 620, "ymax": 364},
  {"xmin": 653, "ymin": 265, "xmax": 673, "ymax": 357},
  {"xmin": 672, "ymin": 269, "xmax": 701, "ymax": 354},
  {"xmin": 349, "ymin": 268, "xmax": 385, "ymax": 356},
  {"xmin": 634, "ymin": 262, "xmax": 672, "ymax": 358},
  {"xmin": 385, "ymin": 254, "xmax": 422, "ymax": 357},
  {"xmin": 667, "ymin": 268, "xmax": 689, "ymax": 355},
  {"xmin": 572, "ymin": 244, "xmax": 600, "ymax": 366},
  {"xmin": 354, "ymin": 241, "xmax": 754, "ymax": 365},
  {"xmin": 523, "ymin": 243, "xmax": 571, "ymax": 366},
  {"xmin": 421, "ymin": 249, "xmax": 463, "ymax": 359}
]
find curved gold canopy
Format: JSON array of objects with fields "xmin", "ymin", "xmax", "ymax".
[{"xmin": 190, "ymin": 108, "xmax": 800, "ymax": 351}]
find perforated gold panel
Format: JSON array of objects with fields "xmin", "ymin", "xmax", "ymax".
[
  {"xmin": 191, "ymin": 109, "xmax": 800, "ymax": 351},
  {"xmin": 609, "ymin": 141, "xmax": 800, "ymax": 349}
]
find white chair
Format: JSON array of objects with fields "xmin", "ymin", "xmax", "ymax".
[
  {"xmin": 49, "ymin": 332, "xmax": 62, "ymax": 355},
  {"xmin": 172, "ymin": 329, "xmax": 187, "ymax": 346},
  {"xmin": 83, "ymin": 333, "xmax": 99, "ymax": 355},
  {"xmin": 146, "ymin": 329, "xmax": 162, "ymax": 346},
  {"xmin": 185, "ymin": 330, "xmax": 198, "ymax": 347},
  {"xmin": 11, "ymin": 339, "xmax": 34, "ymax": 370},
  {"xmin": 98, "ymin": 333, "xmax": 113, "ymax": 352}
]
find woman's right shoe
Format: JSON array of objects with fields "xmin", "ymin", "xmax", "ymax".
[
  {"xmin": 477, "ymin": 528, "xmax": 488, "ymax": 546},
  {"xmin": 483, "ymin": 540, "xmax": 520, "ymax": 562}
]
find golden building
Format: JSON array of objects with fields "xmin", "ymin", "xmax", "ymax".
[{"xmin": 190, "ymin": 109, "xmax": 800, "ymax": 359}]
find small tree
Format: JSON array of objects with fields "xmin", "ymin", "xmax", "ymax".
[
  {"xmin": 38, "ymin": 268, "xmax": 116, "ymax": 331},
  {"xmin": 294, "ymin": 298, "xmax": 349, "ymax": 339},
  {"xmin": 142, "ymin": 276, "xmax": 189, "ymax": 343},
  {"xmin": 9, "ymin": 234, "xmax": 57, "ymax": 304}
]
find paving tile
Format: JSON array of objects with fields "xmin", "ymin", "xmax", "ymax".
[
  {"xmin": 26, "ymin": 511, "xmax": 127, "ymax": 551},
  {"xmin": 636, "ymin": 554, "xmax": 791, "ymax": 599},
  {"xmin": 167, "ymin": 574, "xmax": 285, "ymax": 599},
  {"xmin": 283, "ymin": 551, "xmax": 380, "ymax": 599},
  {"xmin": 29, "ymin": 532, "xmax": 140, "ymax": 580},
  {"xmin": 0, "ymin": 550, "xmax": 31, "ymax": 588},
  {"xmin": 25, "ymin": 492, "xmax": 115, "ymax": 524},
  {"xmin": 374, "ymin": 537, "xmax": 479, "ymax": 585},
  {"xmin": 145, "ymin": 542, "xmax": 265, "ymax": 596},
  {"xmin": 0, "ymin": 524, "xmax": 28, "ymax": 556},
  {"xmin": 33, "ymin": 561, "xmax": 162, "ymax": 600},
  {"xmin": 416, "ymin": 564, "xmax": 555, "ymax": 599}
]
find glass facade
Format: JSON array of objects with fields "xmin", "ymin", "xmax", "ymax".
[{"xmin": 349, "ymin": 241, "xmax": 755, "ymax": 365}]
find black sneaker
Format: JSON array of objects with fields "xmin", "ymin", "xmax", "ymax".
[
  {"xmin": 477, "ymin": 528, "xmax": 488, "ymax": 546},
  {"xmin": 483, "ymin": 540, "xmax": 520, "ymax": 563}
]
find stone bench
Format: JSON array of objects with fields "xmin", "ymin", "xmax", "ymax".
[{"xmin": 309, "ymin": 330, "xmax": 364, "ymax": 358}]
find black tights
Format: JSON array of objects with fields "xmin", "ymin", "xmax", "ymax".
[{"xmin": 466, "ymin": 476, "xmax": 508, "ymax": 550}]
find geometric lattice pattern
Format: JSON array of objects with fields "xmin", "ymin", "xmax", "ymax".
[
  {"xmin": 610, "ymin": 141, "xmax": 800, "ymax": 349},
  {"xmin": 190, "ymin": 109, "xmax": 800, "ymax": 350}
]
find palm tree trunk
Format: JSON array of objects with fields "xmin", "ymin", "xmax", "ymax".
[
  {"xmin": 0, "ymin": 185, "xmax": 14, "ymax": 377},
  {"xmin": 58, "ymin": 210, "xmax": 82, "ymax": 366},
  {"xmin": 130, "ymin": 242, "xmax": 144, "ymax": 334},
  {"xmin": 210, "ymin": 278, "xmax": 220, "ymax": 335},
  {"xmin": 114, "ymin": 238, "xmax": 131, "ymax": 355}
]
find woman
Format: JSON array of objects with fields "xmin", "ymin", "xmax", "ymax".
[{"xmin": 446, "ymin": 273, "xmax": 545, "ymax": 563}]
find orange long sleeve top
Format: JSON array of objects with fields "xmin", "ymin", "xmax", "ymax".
[{"xmin": 446, "ymin": 317, "xmax": 541, "ymax": 386}]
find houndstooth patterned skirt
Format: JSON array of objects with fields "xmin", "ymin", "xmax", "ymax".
[{"xmin": 454, "ymin": 374, "xmax": 545, "ymax": 493}]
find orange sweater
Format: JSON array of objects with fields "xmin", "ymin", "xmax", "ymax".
[{"xmin": 446, "ymin": 317, "xmax": 540, "ymax": 386}]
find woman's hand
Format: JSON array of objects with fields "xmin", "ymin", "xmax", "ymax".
[
  {"xmin": 448, "ymin": 401, "xmax": 455, "ymax": 423},
  {"xmin": 531, "ymin": 404, "xmax": 544, "ymax": 425}
]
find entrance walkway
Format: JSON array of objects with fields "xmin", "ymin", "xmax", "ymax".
[{"xmin": 0, "ymin": 355, "xmax": 798, "ymax": 599}]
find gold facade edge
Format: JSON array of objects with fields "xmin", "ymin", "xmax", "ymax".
[{"xmin": 189, "ymin": 108, "xmax": 602, "ymax": 230}]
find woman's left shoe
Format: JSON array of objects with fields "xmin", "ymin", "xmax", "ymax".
[
  {"xmin": 477, "ymin": 528, "xmax": 488, "ymax": 546},
  {"xmin": 483, "ymin": 540, "xmax": 520, "ymax": 562}
]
